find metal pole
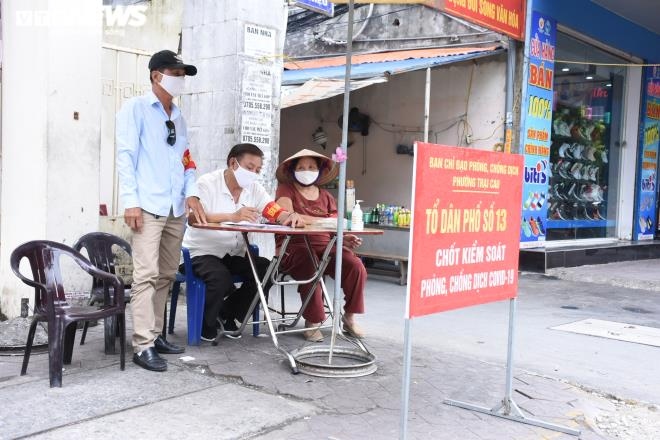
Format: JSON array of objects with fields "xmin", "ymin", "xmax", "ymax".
[
  {"xmin": 516, "ymin": 0, "xmax": 533, "ymax": 155},
  {"xmin": 504, "ymin": 38, "xmax": 516, "ymax": 153},
  {"xmin": 399, "ymin": 318, "xmax": 413, "ymax": 440},
  {"xmin": 444, "ymin": 295, "xmax": 580, "ymax": 436},
  {"xmin": 424, "ymin": 68, "xmax": 431, "ymax": 143},
  {"xmin": 503, "ymin": 298, "xmax": 517, "ymax": 412},
  {"xmin": 329, "ymin": 0, "xmax": 355, "ymax": 363}
]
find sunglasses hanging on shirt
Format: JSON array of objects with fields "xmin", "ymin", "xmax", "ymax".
[{"xmin": 165, "ymin": 120, "xmax": 176, "ymax": 146}]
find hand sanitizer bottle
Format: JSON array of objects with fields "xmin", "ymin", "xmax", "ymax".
[{"xmin": 351, "ymin": 200, "xmax": 364, "ymax": 231}]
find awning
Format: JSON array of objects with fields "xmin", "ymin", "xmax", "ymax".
[
  {"xmin": 281, "ymin": 77, "xmax": 387, "ymax": 108},
  {"xmin": 282, "ymin": 45, "xmax": 503, "ymax": 86}
]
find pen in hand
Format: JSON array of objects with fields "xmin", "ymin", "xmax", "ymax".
[{"xmin": 235, "ymin": 204, "xmax": 259, "ymax": 223}]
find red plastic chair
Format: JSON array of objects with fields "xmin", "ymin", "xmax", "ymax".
[{"xmin": 11, "ymin": 240, "xmax": 126, "ymax": 387}]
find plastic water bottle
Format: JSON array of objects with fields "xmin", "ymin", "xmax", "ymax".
[
  {"xmin": 346, "ymin": 180, "xmax": 355, "ymax": 217},
  {"xmin": 351, "ymin": 200, "xmax": 364, "ymax": 231}
]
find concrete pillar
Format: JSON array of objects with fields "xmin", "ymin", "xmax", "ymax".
[
  {"xmin": 0, "ymin": 0, "xmax": 102, "ymax": 318},
  {"xmin": 181, "ymin": 0, "xmax": 287, "ymax": 257}
]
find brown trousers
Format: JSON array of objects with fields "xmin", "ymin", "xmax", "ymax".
[
  {"xmin": 130, "ymin": 210, "xmax": 185, "ymax": 353},
  {"xmin": 280, "ymin": 244, "xmax": 366, "ymax": 323}
]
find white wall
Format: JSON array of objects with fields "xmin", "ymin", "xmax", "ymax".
[
  {"xmin": 280, "ymin": 56, "xmax": 507, "ymax": 208},
  {"xmin": 102, "ymin": 0, "xmax": 182, "ymax": 52},
  {"xmin": 100, "ymin": 0, "xmax": 183, "ymax": 216},
  {"xmin": 181, "ymin": 0, "xmax": 287, "ymax": 192},
  {"xmin": 0, "ymin": 0, "xmax": 102, "ymax": 318},
  {"xmin": 182, "ymin": 0, "xmax": 288, "ymax": 258}
]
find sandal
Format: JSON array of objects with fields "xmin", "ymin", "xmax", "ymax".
[
  {"xmin": 342, "ymin": 318, "xmax": 365, "ymax": 339},
  {"xmin": 303, "ymin": 322, "xmax": 324, "ymax": 342}
]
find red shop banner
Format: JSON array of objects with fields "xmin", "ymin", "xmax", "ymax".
[
  {"xmin": 406, "ymin": 143, "xmax": 523, "ymax": 318},
  {"xmin": 443, "ymin": 0, "xmax": 526, "ymax": 40}
]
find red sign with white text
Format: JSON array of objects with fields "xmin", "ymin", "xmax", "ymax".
[
  {"xmin": 443, "ymin": 0, "xmax": 525, "ymax": 40},
  {"xmin": 406, "ymin": 143, "xmax": 523, "ymax": 318}
]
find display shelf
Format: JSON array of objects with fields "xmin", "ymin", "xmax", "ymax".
[
  {"xmin": 545, "ymin": 219, "xmax": 615, "ymax": 229},
  {"xmin": 551, "ymin": 134, "xmax": 595, "ymax": 146},
  {"xmin": 364, "ymin": 223, "xmax": 409, "ymax": 231},
  {"xmin": 552, "ymin": 156, "xmax": 601, "ymax": 164}
]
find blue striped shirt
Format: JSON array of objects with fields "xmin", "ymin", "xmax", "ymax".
[{"xmin": 116, "ymin": 91, "xmax": 198, "ymax": 217}]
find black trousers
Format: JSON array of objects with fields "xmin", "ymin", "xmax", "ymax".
[{"xmin": 190, "ymin": 254, "xmax": 271, "ymax": 333}]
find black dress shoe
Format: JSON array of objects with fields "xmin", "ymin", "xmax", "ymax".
[
  {"xmin": 133, "ymin": 347, "xmax": 167, "ymax": 372},
  {"xmin": 154, "ymin": 335, "xmax": 185, "ymax": 354}
]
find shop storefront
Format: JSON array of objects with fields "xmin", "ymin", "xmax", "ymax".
[
  {"xmin": 519, "ymin": 0, "xmax": 660, "ymax": 269},
  {"xmin": 546, "ymin": 32, "xmax": 627, "ymax": 241}
]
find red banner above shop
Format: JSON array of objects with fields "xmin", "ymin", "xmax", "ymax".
[
  {"xmin": 441, "ymin": 0, "xmax": 526, "ymax": 40},
  {"xmin": 406, "ymin": 143, "xmax": 523, "ymax": 318},
  {"xmin": 332, "ymin": 0, "xmax": 526, "ymax": 40}
]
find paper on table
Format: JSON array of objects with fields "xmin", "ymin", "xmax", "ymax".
[
  {"xmin": 221, "ymin": 221, "xmax": 291, "ymax": 230},
  {"xmin": 311, "ymin": 218, "xmax": 348, "ymax": 229}
]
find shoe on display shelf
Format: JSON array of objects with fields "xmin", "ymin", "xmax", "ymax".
[
  {"xmin": 566, "ymin": 183, "xmax": 578, "ymax": 201},
  {"xmin": 522, "ymin": 218, "xmax": 532, "ymax": 237},
  {"xmin": 558, "ymin": 161, "xmax": 572, "ymax": 179},
  {"xmin": 536, "ymin": 216, "xmax": 546, "ymax": 235},
  {"xmin": 584, "ymin": 146, "xmax": 597, "ymax": 161},
  {"xmin": 639, "ymin": 216, "xmax": 647, "ymax": 233},
  {"xmin": 570, "ymin": 143, "xmax": 585, "ymax": 160},
  {"xmin": 549, "ymin": 184, "xmax": 560, "ymax": 201},
  {"xmin": 537, "ymin": 192, "xmax": 546, "ymax": 209},
  {"xmin": 556, "ymin": 203, "xmax": 572, "ymax": 220},
  {"xmin": 550, "ymin": 208, "xmax": 562, "ymax": 220},
  {"xmin": 553, "ymin": 119, "xmax": 571, "ymax": 137},
  {"xmin": 529, "ymin": 217, "xmax": 540, "ymax": 236},
  {"xmin": 580, "ymin": 125, "xmax": 594, "ymax": 143},
  {"xmin": 523, "ymin": 191, "xmax": 534, "ymax": 210},
  {"xmin": 531, "ymin": 193, "xmax": 546, "ymax": 210},
  {"xmin": 585, "ymin": 124, "xmax": 595, "ymax": 139},
  {"xmin": 583, "ymin": 205, "xmax": 595, "ymax": 220},
  {"xmin": 593, "ymin": 185, "xmax": 605, "ymax": 203},
  {"xmin": 579, "ymin": 205, "xmax": 593, "ymax": 220},
  {"xmin": 570, "ymin": 163, "xmax": 583, "ymax": 180}
]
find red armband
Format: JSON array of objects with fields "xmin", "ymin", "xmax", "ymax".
[
  {"xmin": 262, "ymin": 201, "xmax": 285, "ymax": 223},
  {"xmin": 182, "ymin": 149, "xmax": 197, "ymax": 170}
]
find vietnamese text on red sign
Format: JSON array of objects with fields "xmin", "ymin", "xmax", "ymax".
[{"xmin": 411, "ymin": 148, "xmax": 521, "ymax": 316}]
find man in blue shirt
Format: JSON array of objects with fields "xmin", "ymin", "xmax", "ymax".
[{"xmin": 116, "ymin": 50, "xmax": 207, "ymax": 372}]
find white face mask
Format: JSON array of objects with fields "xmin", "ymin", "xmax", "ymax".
[
  {"xmin": 158, "ymin": 73, "xmax": 186, "ymax": 97},
  {"xmin": 294, "ymin": 170, "xmax": 320, "ymax": 186},
  {"xmin": 233, "ymin": 163, "xmax": 259, "ymax": 189}
]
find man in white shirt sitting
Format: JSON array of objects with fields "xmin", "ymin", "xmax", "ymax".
[{"xmin": 182, "ymin": 143, "xmax": 303, "ymax": 341}]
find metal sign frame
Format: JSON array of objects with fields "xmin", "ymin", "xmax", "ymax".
[{"xmin": 295, "ymin": 0, "xmax": 335, "ymax": 17}]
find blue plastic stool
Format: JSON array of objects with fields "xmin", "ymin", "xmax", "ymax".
[{"xmin": 168, "ymin": 246, "xmax": 261, "ymax": 346}]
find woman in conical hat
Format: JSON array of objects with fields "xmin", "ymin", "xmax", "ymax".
[{"xmin": 275, "ymin": 148, "xmax": 366, "ymax": 342}]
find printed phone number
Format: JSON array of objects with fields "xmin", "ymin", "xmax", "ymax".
[
  {"xmin": 242, "ymin": 135, "xmax": 270, "ymax": 144},
  {"xmin": 243, "ymin": 101, "xmax": 271, "ymax": 111}
]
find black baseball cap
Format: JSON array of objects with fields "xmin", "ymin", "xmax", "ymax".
[{"xmin": 148, "ymin": 50, "xmax": 197, "ymax": 76}]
